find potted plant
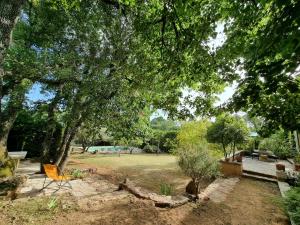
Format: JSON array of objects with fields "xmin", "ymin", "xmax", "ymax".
[
  {"xmin": 235, "ymin": 154, "xmax": 243, "ymax": 163},
  {"xmin": 294, "ymin": 154, "xmax": 300, "ymax": 171},
  {"xmin": 207, "ymin": 114, "xmax": 248, "ymax": 177}
]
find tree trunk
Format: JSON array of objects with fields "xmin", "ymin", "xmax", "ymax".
[
  {"xmin": 0, "ymin": 1, "xmax": 25, "ymax": 134},
  {"xmin": 57, "ymin": 119, "xmax": 82, "ymax": 172},
  {"xmin": 40, "ymin": 88, "xmax": 63, "ymax": 172},
  {"xmin": 0, "ymin": 91, "xmax": 25, "ymax": 163}
]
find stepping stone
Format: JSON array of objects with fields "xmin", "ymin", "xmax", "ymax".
[{"xmin": 198, "ymin": 177, "xmax": 240, "ymax": 203}]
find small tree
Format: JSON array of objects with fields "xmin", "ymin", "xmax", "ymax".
[
  {"xmin": 176, "ymin": 120, "xmax": 211, "ymax": 147},
  {"xmin": 207, "ymin": 114, "xmax": 249, "ymax": 160},
  {"xmin": 177, "ymin": 145, "xmax": 219, "ymax": 197}
]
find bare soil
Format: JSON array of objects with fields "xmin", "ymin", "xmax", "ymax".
[{"xmin": 0, "ymin": 178, "xmax": 289, "ymax": 225}]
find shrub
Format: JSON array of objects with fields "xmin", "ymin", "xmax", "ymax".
[
  {"xmin": 177, "ymin": 145, "xmax": 219, "ymax": 196},
  {"xmin": 159, "ymin": 182, "xmax": 174, "ymax": 196},
  {"xmin": 284, "ymin": 187, "xmax": 300, "ymax": 224},
  {"xmin": 294, "ymin": 154, "xmax": 300, "ymax": 164},
  {"xmin": 259, "ymin": 130, "xmax": 292, "ymax": 159},
  {"xmin": 143, "ymin": 144, "xmax": 159, "ymax": 153},
  {"xmin": 68, "ymin": 168, "xmax": 86, "ymax": 179}
]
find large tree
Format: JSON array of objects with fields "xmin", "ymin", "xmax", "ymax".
[
  {"xmin": 219, "ymin": 0, "xmax": 300, "ymax": 133},
  {"xmin": 0, "ymin": 0, "xmax": 236, "ymax": 175}
]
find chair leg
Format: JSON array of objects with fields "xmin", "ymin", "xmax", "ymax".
[
  {"xmin": 40, "ymin": 179, "xmax": 54, "ymax": 191},
  {"xmin": 60, "ymin": 180, "xmax": 72, "ymax": 189}
]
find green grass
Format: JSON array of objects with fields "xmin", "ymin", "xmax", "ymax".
[{"xmin": 71, "ymin": 154, "xmax": 209, "ymax": 195}]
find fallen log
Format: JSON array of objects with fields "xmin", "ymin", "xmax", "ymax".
[{"xmin": 118, "ymin": 178, "xmax": 190, "ymax": 208}]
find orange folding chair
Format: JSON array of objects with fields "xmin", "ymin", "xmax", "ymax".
[{"xmin": 41, "ymin": 164, "xmax": 72, "ymax": 191}]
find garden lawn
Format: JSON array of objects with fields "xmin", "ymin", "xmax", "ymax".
[{"xmin": 70, "ymin": 153, "xmax": 203, "ymax": 195}]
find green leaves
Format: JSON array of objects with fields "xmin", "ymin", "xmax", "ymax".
[
  {"xmin": 219, "ymin": 0, "xmax": 300, "ymax": 131},
  {"xmin": 207, "ymin": 113, "xmax": 249, "ymax": 158}
]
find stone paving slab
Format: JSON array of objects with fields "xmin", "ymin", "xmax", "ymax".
[
  {"xmin": 18, "ymin": 176, "xmax": 99, "ymax": 197},
  {"xmin": 198, "ymin": 177, "xmax": 240, "ymax": 203},
  {"xmin": 243, "ymin": 157, "xmax": 293, "ymax": 177}
]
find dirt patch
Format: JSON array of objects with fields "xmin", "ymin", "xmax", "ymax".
[
  {"xmin": 0, "ymin": 178, "xmax": 289, "ymax": 225},
  {"xmin": 160, "ymin": 179, "xmax": 289, "ymax": 225},
  {"xmin": 68, "ymin": 158, "xmax": 210, "ymax": 195}
]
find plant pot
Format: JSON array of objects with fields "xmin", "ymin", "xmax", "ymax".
[
  {"xmin": 220, "ymin": 160, "xmax": 242, "ymax": 177},
  {"xmin": 295, "ymin": 164, "xmax": 300, "ymax": 171},
  {"xmin": 259, "ymin": 154, "xmax": 268, "ymax": 162},
  {"xmin": 276, "ymin": 170, "xmax": 287, "ymax": 181},
  {"xmin": 276, "ymin": 163, "xmax": 285, "ymax": 171},
  {"xmin": 236, "ymin": 155, "xmax": 243, "ymax": 163}
]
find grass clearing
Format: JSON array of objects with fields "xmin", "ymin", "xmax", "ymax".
[{"xmin": 70, "ymin": 153, "xmax": 206, "ymax": 195}]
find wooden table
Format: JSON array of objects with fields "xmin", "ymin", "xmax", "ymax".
[{"xmin": 8, "ymin": 151, "xmax": 27, "ymax": 175}]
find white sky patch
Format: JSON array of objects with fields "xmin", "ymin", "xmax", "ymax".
[
  {"xmin": 206, "ymin": 22, "xmax": 227, "ymax": 52},
  {"xmin": 215, "ymin": 82, "xmax": 237, "ymax": 106}
]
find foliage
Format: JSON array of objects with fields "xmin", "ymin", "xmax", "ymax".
[
  {"xmin": 75, "ymin": 124, "xmax": 108, "ymax": 151},
  {"xmin": 143, "ymin": 144, "xmax": 159, "ymax": 153},
  {"xmin": 70, "ymin": 169, "xmax": 85, "ymax": 179},
  {"xmin": 7, "ymin": 109, "xmax": 62, "ymax": 158},
  {"xmin": 177, "ymin": 120, "xmax": 210, "ymax": 148},
  {"xmin": 47, "ymin": 197, "xmax": 58, "ymax": 211},
  {"xmin": 159, "ymin": 131, "xmax": 178, "ymax": 153},
  {"xmin": 259, "ymin": 130, "xmax": 293, "ymax": 159},
  {"xmin": 147, "ymin": 117, "xmax": 179, "ymax": 153},
  {"xmin": 294, "ymin": 154, "xmax": 300, "ymax": 164},
  {"xmin": 220, "ymin": 0, "xmax": 300, "ymax": 132},
  {"xmin": 207, "ymin": 114, "xmax": 249, "ymax": 159},
  {"xmin": 2, "ymin": 0, "xmax": 299, "ymax": 177},
  {"xmin": 284, "ymin": 187, "xmax": 300, "ymax": 224},
  {"xmin": 159, "ymin": 182, "xmax": 174, "ymax": 196},
  {"xmin": 150, "ymin": 117, "xmax": 178, "ymax": 131},
  {"xmin": 177, "ymin": 145, "xmax": 219, "ymax": 195}
]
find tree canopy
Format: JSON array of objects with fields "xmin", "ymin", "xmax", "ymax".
[
  {"xmin": 219, "ymin": 0, "xmax": 300, "ymax": 132},
  {"xmin": 0, "ymin": 0, "xmax": 299, "ymax": 176}
]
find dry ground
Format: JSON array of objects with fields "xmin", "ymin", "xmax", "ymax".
[
  {"xmin": 69, "ymin": 153, "xmax": 211, "ymax": 195},
  {"xmin": 0, "ymin": 178, "xmax": 289, "ymax": 225}
]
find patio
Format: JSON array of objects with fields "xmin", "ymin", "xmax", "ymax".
[{"xmin": 242, "ymin": 157, "xmax": 294, "ymax": 178}]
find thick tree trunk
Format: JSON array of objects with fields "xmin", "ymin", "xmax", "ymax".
[
  {"xmin": 0, "ymin": 93, "xmax": 25, "ymax": 163},
  {"xmin": 54, "ymin": 124, "xmax": 71, "ymax": 166},
  {"xmin": 56, "ymin": 119, "xmax": 82, "ymax": 172},
  {"xmin": 40, "ymin": 89, "xmax": 63, "ymax": 172}
]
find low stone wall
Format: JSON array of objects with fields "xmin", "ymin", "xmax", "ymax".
[
  {"xmin": 119, "ymin": 178, "xmax": 190, "ymax": 208},
  {"xmin": 220, "ymin": 160, "xmax": 243, "ymax": 177}
]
